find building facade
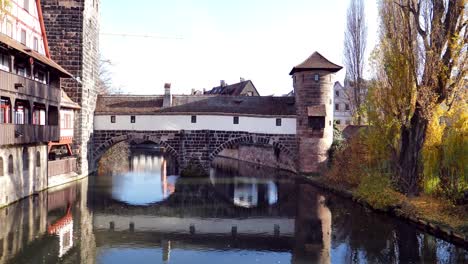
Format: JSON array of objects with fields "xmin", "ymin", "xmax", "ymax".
[
  {"xmin": 41, "ymin": 0, "xmax": 100, "ymax": 175},
  {"xmin": 205, "ymin": 79, "xmax": 260, "ymax": 96},
  {"xmin": 333, "ymin": 81, "xmax": 353, "ymax": 126},
  {"xmin": 0, "ymin": 0, "xmax": 71, "ymax": 207}
]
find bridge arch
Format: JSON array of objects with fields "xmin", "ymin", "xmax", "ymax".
[
  {"xmin": 209, "ymin": 135, "xmax": 297, "ymax": 171},
  {"xmin": 92, "ymin": 133, "xmax": 179, "ymax": 169}
]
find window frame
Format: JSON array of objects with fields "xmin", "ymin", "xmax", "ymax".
[
  {"xmin": 130, "ymin": 116, "xmax": 136, "ymax": 123},
  {"xmin": 110, "ymin": 116, "xmax": 116, "ymax": 123},
  {"xmin": 276, "ymin": 118, "xmax": 282, "ymax": 127},
  {"xmin": 233, "ymin": 116, "xmax": 239, "ymax": 125},
  {"xmin": 191, "ymin": 115, "xmax": 197, "ymax": 123}
]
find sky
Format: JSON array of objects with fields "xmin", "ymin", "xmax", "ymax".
[{"xmin": 100, "ymin": 0, "xmax": 379, "ymax": 96}]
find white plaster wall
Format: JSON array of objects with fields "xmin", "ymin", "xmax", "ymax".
[
  {"xmin": 0, "ymin": 144, "xmax": 48, "ymax": 208},
  {"xmin": 0, "ymin": 0, "xmax": 46, "ymax": 55},
  {"xmin": 94, "ymin": 115, "xmax": 296, "ymax": 135}
]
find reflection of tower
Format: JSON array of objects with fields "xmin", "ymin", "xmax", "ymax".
[
  {"xmin": 292, "ymin": 184, "xmax": 331, "ymax": 264},
  {"xmin": 78, "ymin": 178, "xmax": 97, "ymax": 264},
  {"xmin": 290, "ymin": 52, "xmax": 342, "ymax": 173},
  {"xmin": 162, "ymin": 240, "xmax": 171, "ymax": 262}
]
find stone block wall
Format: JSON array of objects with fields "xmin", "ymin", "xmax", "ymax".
[
  {"xmin": 41, "ymin": 0, "xmax": 100, "ymax": 175},
  {"xmin": 293, "ymin": 70, "xmax": 335, "ymax": 173},
  {"xmin": 91, "ymin": 130, "xmax": 298, "ymax": 173},
  {"xmin": 0, "ymin": 144, "xmax": 48, "ymax": 208}
]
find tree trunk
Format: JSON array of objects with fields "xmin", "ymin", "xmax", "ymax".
[{"xmin": 397, "ymin": 108, "xmax": 428, "ymax": 196}]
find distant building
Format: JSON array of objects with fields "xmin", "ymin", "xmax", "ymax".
[
  {"xmin": 205, "ymin": 79, "xmax": 260, "ymax": 96},
  {"xmin": 333, "ymin": 82, "xmax": 353, "ymax": 126}
]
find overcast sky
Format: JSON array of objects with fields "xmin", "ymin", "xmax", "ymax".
[{"xmin": 100, "ymin": 0, "xmax": 379, "ymax": 96}]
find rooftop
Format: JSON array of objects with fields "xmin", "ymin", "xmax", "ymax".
[
  {"xmin": 289, "ymin": 51, "xmax": 342, "ymax": 75},
  {"xmin": 95, "ymin": 95, "xmax": 296, "ymax": 117}
]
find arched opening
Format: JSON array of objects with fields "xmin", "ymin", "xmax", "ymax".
[
  {"xmin": 210, "ymin": 136, "xmax": 296, "ymax": 172},
  {"xmin": 23, "ymin": 148, "xmax": 29, "ymax": 173},
  {"xmin": 0, "ymin": 156, "xmax": 4, "ymax": 176},
  {"xmin": 36, "ymin": 151, "xmax": 41, "ymax": 167},
  {"xmin": 8, "ymin": 155, "xmax": 13, "ymax": 175}
]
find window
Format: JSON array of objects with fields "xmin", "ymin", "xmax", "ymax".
[
  {"xmin": 8, "ymin": 155, "xmax": 13, "ymax": 175},
  {"xmin": 1, "ymin": 97, "xmax": 11, "ymax": 124},
  {"xmin": 14, "ymin": 101, "xmax": 29, "ymax": 125},
  {"xmin": 24, "ymin": 0, "xmax": 29, "ymax": 12},
  {"xmin": 0, "ymin": 54, "xmax": 10, "ymax": 72},
  {"xmin": 233, "ymin": 116, "xmax": 239, "ymax": 124},
  {"xmin": 335, "ymin": 104, "xmax": 340, "ymax": 111},
  {"xmin": 111, "ymin": 116, "xmax": 116, "ymax": 123},
  {"xmin": 0, "ymin": 157, "xmax": 3, "ymax": 177},
  {"xmin": 336, "ymin": 119, "xmax": 341, "ymax": 125},
  {"xmin": 308, "ymin": 116, "xmax": 325, "ymax": 130},
  {"xmin": 130, "ymin": 116, "xmax": 135, "ymax": 123},
  {"xmin": 16, "ymin": 67, "xmax": 26, "ymax": 77},
  {"xmin": 36, "ymin": 152, "xmax": 40, "ymax": 167},
  {"xmin": 6, "ymin": 21, "xmax": 12, "ymax": 38},
  {"xmin": 62, "ymin": 113, "xmax": 72, "ymax": 128},
  {"xmin": 345, "ymin": 104, "xmax": 350, "ymax": 111},
  {"xmin": 22, "ymin": 148, "xmax": 29, "ymax": 173},
  {"xmin": 191, "ymin": 115, "xmax": 197, "ymax": 123},
  {"xmin": 20, "ymin": 29, "xmax": 27, "ymax": 45},
  {"xmin": 276, "ymin": 118, "xmax": 282, "ymax": 126},
  {"xmin": 314, "ymin": 74, "xmax": 319, "ymax": 81},
  {"xmin": 48, "ymin": 106, "xmax": 59, "ymax": 126},
  {"xmin": 32, "ymin": 104, "xmax": 46, "ymax": 125},
  {"xmin": 335, "ymin": 90, "xmax": 339, "ymax": 97},
  {"xmin": 33, "ymin": 37, "xmax": 38, "ymax": 51}
]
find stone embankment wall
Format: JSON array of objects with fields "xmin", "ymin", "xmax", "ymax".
[{"xmin": 0, "ymin": 145, "xmax": 48, "ymax": 208}]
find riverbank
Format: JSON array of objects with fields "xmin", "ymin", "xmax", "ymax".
[{"xmin": 301, "ymin": 175, "xmax": 468, "ymax": 248}]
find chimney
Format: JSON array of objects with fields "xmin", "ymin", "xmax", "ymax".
[
  {"xmin": 220, "ymin": 80, "xmax": 226, "ymax": 87},
  {"xmin": 163, "ymin": 83, "xmax": 172, "ymax": 107},
  {"xmin": 240, "ymin": 77, "xmax": 245, "ymax": 82}
]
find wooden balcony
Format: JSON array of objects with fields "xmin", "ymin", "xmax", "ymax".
[
  {"xmin": 48, "ymin": 158, "xmax": 77, "ymax": 177},
  {"xmin": 0, "ymin": 124, "xmax": 59, "ymax": 145},
  {"xmin": 0, "ymin": 70, "xmax": 61, "ymax": 103}
]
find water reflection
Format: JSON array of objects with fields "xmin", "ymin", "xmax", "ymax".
[
  {"xmin": 0, "ymin": 152, "xmax": 466, "ymax": 264},
  {"xmin": 109, "ymin": 155, "xmax": 178, "ymax": 205}
]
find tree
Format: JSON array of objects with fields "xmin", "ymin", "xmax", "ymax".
[
  {"xmin": 0, "ymin": 0, "xmax": 10, "ymax": 18},
  {"xmin": 375, "ymin": 0, "xmax": 466, "ymax": 195},
  {"xmin": 97, "ymin": 54, "xmax": 121, "ymax": 94},
  {"xmin": 344, "ymin": 0, "xmax": 367, "ymax": 125}
]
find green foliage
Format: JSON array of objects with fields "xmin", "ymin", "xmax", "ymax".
[
  {"xmin": 355, "ymin": 172, "xmax": 404, "ymax": 210},
  {"xmin": 327, "ymin": 123, "xmax": 345, "ymax": 168}
]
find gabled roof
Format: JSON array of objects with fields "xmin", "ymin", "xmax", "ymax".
[
  {"xmin": 0, "ymin": 34, "xmax": 72, "ymax": 77},
  {"xmin": 290, "ymin": 51, "xmax": 342, "ymax": 75},
  {"xmin": 205, "ymin": 80, "xmax": 259, "ymax": 96}
]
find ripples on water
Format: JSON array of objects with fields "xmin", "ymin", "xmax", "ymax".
[{"xmin": 0, "ymin": 151, "xmax": 466, "ymax": 264}]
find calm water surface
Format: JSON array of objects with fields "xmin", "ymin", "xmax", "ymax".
[{"xmin": 0, "ymin": 151, "xmax": 466, "ymax": 264}]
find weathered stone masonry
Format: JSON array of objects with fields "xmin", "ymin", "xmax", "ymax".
[
  {"xmin": 41, "ymin": 0, "xmax": 100, "ymax": 175},
  {"xmin": 92, "ymin": 130, "xmax": 298, "ymax": 172}
]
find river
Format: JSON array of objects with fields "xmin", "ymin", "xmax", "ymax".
[{"xmin": 0, "ymin": 151, "xmax": 466, "ymax": 263}]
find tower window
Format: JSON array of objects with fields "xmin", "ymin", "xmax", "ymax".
[
  {"xmin": 335, "ymin": 104, "xmax": 340, "ymax": 111},
  {"xmin": 233, "ymin": 116, "xmax": 239, "ymax": 124},
  {"xmin": 130, "ymin": 116, "xmax": 135, "ymax": 123},
  {"xmin": 191, "ymin": 116, "xmax": 197, "ymax": 123},
  {"xmin": 276, "ymin": 118, "xmax": 282, "ymax": 126},
  {"xmin": 308, "ymin": 116, "xmax": 325, "ymax": 130},
  {"xmin": 314, "ymin": 74, "xmax": 319, "ymax": 81},
  {"xmin": 36, "ymin": 152, "xmax": 40, "ymax": 167},
  {"xmin": 110, "ymin": 116, "xmax": 116, "ymax": 123},
  {"xmin": 8, "ymin": 155, "xmax": 13, "ymax": 175},
  {"xmin": 335, "ymin": 91, "xmax": 339, "ymax": 97}
]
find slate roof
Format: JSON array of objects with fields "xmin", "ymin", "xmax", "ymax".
[
  {"xmin": 205, "ymin": 80, "xmax": 258, "ymax": 96},
  {"xmin": 0, "ymin": 34, "xmax": 72, "ymax": 77},
  {"xmin": 290, "ymin": 51, "xmax": 342, "ymax": 75},
  {"xmin": 95, "ymin": 95, "xmax": 296, "ymax": 117}
]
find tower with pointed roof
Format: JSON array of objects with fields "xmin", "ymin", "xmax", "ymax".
[{"xmin": 290, "ymin": 52, "xmax": 342, "ymax": 173}]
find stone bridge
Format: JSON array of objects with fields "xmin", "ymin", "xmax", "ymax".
[{"xmin": 91, "ymin": 130, "xmax": 298, "ymax": 172}]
